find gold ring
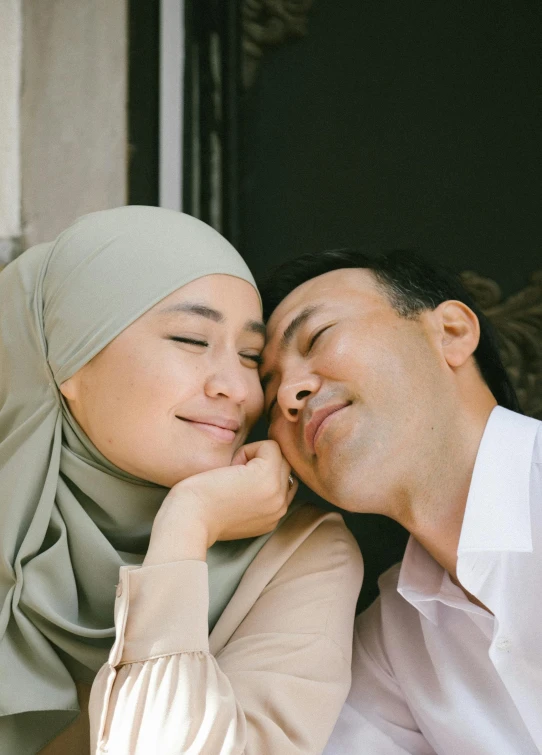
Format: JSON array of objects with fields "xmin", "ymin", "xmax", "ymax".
[{"xmin": 288, "ymin": 473, "xmax": 295, "ymax": 490}]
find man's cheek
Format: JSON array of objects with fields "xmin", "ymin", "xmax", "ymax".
[
  {"xmin": 268, "ymin": 421, "xmax": 289, "ymax": 452},
  {"xmin": 267, "ymin": 422, "xmax": 280, "ymax": 442},
  {"xmin": 271, "ymin": 430, "xmax": 301, "ymax": 473}
]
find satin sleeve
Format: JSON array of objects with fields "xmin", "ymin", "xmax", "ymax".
[{"xmin": 89, "ymin": 514, "xmax": 363, "ymax": 754}]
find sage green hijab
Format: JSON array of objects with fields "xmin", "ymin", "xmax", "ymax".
[{"xmin": 0, "ymin": 206, "xmax": 272, "ymax": 754}]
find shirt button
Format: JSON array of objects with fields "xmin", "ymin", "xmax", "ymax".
[
  {"xmin": 116, "ymin": 582, "xmax": 123, "ymax": 597},
  {"xmin": 496, "ymin": 636, "xmax": 512, "ymax": 652}
]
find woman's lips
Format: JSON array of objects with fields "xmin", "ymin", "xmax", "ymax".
[{"xmin": 177, "ymin": 416, "xmax": 239, "ymax": 444}]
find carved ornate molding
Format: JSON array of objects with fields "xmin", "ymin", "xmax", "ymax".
[
  {"xmin": 242, "ymin": 0, "xmax": 314, "ymax": 88},
  {"xmin": 461, "ymin": 270, "xmax": 542, "ymax": 420}
]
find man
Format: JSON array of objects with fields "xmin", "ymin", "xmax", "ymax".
[{"xmin": 259, "ymin": 250, "xmax": 542, "ymax": 754}]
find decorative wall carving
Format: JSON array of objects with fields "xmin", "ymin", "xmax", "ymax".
[
  {"xmin": 242, "ymin": 0, "xmax": 314, "ymax": 88},
  {"xmin": 462, "ymin": 270, "xmax": 542, "ymax": 420}
]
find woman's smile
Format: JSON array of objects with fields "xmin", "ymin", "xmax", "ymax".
[{"xmin": 176, "ymin": 414, "xmax": 241, "ymax": 444}]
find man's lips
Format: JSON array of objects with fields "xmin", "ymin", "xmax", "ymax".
[
  {"xmin": 304, "ymin": 402, "xmax": 350, "ymax": 453},
  {"xmin": 176, "ymin": 415, "xmax": 240, "ymax": 444}
]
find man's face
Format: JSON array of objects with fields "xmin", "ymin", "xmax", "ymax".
[{"xmin": 261, "ymin": 268, "xmax": 446, "ymax": 513}]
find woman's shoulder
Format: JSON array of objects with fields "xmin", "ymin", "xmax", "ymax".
[
  {"xmin": 236, "ymin": 500, "xmax": 363, "ymax": 600},
  {"xmin": 209, "ymin": 502, "xmax": 363, "ymax": 654},
  {"xmin": 210, "ymin": 501, "xmax": 363, "ymax": 659},
  {"xmin": 274, "ymin": 500, "xmax": 362, "ymax": 566}
]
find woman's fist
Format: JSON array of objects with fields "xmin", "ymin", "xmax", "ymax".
[{"xmin": 144, "ymin": 440, "xmax": 298, "ymax": 566}]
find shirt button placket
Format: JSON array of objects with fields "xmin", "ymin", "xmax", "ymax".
[{"xmin": 496, "ymin": 636, "xmax": 512, "ymax": 652}]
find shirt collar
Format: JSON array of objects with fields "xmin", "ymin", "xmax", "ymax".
[
  {"xmin": 397, "ymin": 536, "xmax": 443, "ymax": 623},
  {"xmin": 397, "ymin": 538, "xmax": 490, "ymax": 623},
  {"xmin": 397, "ymin": 407, "xmax": 540, "ymax": 621},
  {"xmin": 458, "ymin": 406, "xmax": 539, "ymax": 554}
]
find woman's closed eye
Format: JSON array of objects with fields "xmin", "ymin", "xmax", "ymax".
[
  {"xmin": 169, "ymin": 336, "xmax": 262, "ymax": 367},
  {"xmin": 240, "ymin": 351, "xmax": 263, "ymax": 367},
  {"xmin": 169, "ymin": 336, "xmax": 208, "ymax": 347}
]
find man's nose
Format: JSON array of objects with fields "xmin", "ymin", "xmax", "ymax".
[{"xmin": 277, "ymin": 373, "xmax": 321, "ymax": 421}]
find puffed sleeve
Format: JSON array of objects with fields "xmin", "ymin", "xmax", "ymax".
[{"xmin": 89, "ymin": 512, "xmax": 363, "ymax": 754}]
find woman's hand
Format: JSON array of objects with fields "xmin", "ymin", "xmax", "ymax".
[{"xmin": 144, "ymin": 440, "xmax": 298, "ymax": 566}]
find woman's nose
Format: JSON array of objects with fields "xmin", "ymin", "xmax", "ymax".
[
  {"xmin": 277, "ymin": 372, "xmax": 321, "ymax": 422},
  {"xmin": 204, "ymin": 360, "xmax": 251, "ymax": 404}
]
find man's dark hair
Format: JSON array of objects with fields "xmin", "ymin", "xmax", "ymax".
[{"xmin": 259, "ymin": 249, "xmax": 520, "ymax": 412}]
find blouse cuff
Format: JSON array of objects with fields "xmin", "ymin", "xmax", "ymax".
[{"xmin": 109, "ymin": 560, "xmax": 210, "ymax": 667}]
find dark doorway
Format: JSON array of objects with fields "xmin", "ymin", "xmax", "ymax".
[{"xmin": 179, "ymin": 0, "xmax": 542, "ymax": 610}]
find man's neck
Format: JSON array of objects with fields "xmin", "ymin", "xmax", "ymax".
[{"xmin": 396, "ymin": 401, "xmax": 496, "ymax": 586}]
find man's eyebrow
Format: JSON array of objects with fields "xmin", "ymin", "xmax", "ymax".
[
  {"xmin": 155, "ymin": 302, "xmax": 265, "ymax": 336},
  {"xmin": 281, "ymin": 305, "xmax": 321, "ymax": 349},
  {"xmin": 260, "ymin": 305, "xmax": 322, "ymax": 394}
]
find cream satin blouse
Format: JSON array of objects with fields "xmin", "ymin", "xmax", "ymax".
[
  {"xmin": 38, "ymin": 504, "xmax": 362, "ymax": 754},
  {"xmin": 88, "ymin": 504, "xmax": 362, "ymax": 754}
]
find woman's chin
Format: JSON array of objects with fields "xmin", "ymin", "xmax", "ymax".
[{"xmin": 156, "ymin": 451, "xmax": 236, "ymax": 488}]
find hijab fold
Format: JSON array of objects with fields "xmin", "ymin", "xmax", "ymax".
[{"xmin": 0, "ymin": 207, "xmax": 269, "ymax": 754}]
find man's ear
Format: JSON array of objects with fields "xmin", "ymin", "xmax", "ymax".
[
  {"xmin": 59, "ymin": 376, "xmax": 78, "ymax": 401},
  {"xmin": 434, "ymin": 300, "xmax": 480, "ymax": 368}
]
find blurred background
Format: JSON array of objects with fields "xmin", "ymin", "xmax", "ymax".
[{"xmin": 1, "ymin": 0, "xmax": 541, "ymax": 608}]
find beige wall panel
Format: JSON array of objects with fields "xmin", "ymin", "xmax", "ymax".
[
  {"xmin": 21, "ymin": 0, "xmax": 127, "ymax": 247},
  {"xmin": 0, "ymin": 0, "xmax": 22, "ymax": 240}
]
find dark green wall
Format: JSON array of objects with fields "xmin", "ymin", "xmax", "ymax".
[
  {"xmin": 128, "ymin": 0, "xmax": 160, "ymax": 206},
  {"xmin": 240, "ymin": 1, "xmax": 542, "ymax": 295},
  {"xmin": 239, "ymin": 1, "xmax": 542, "ymax": 609}
]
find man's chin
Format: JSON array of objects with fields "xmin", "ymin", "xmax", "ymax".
[{"xmin": 304, "ymin": 458, "xmax": 364, "ymax": 511}]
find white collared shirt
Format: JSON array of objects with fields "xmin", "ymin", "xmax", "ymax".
[{"xmin": 325, "ymin": 407, "xmax": 542, "ymax": 754}]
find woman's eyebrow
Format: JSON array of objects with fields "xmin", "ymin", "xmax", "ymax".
[
  {"xmin": 156, "ymin": 302, "xmax": 224, "ymax": 322},
  {"xmin": 245, "ymin": 320, "xmax": 266, "ymax": 337},
  {"xmin": 155, "ymin": 302, "xmax": 265, "ymax": 336}
]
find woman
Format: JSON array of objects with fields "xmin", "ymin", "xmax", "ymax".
[{"xmin": 0, "ymin": 206, "xmax": 362, "ymax": 755}]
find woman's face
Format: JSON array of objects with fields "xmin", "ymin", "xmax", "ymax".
[{"xmin": 60, "ymin": 275, "xmax": 265, "ymax": 487}]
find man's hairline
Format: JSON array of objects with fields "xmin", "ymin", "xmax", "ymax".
[
  {"xmin": 261, "ymin": 267, "xmax": 429, "ymax": 395},
  {"xmin": 266, "ymin": 265, "xmax": 428, "ymax": 326}
]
